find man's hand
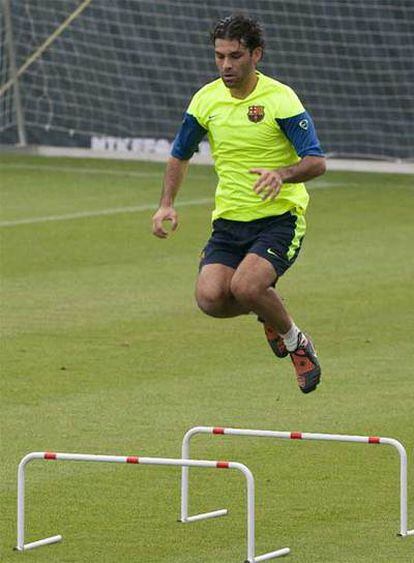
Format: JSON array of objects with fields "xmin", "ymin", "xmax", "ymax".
[
  {"xmin": 250, "ymin": 168, "xmax": 283, "ymax": 201},
  {"xmin": 152, "ymin": 206, "xmax": 178, "ymax": 238}
]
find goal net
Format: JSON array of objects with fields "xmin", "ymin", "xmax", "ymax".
[{"xmin": 1, "ymin": 0, "xmax": 413, "ymax": 160}]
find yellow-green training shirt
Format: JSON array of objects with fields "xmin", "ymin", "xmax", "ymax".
[{"xmin": 171, "ymin": 71, "xmax": 324, "ymax": 222}]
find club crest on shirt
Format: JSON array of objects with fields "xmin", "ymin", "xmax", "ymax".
[{"xmin": 247, "ymin": 105, "xmax": 265, "ymax": 123}]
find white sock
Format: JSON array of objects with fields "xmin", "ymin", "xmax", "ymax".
[{"xmin": 281, "ymin": 324, "xmax": 305, "ymax": 352}]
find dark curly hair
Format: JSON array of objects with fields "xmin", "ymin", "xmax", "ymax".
[{"xmin": 211, "ymin": 14, "xmax": 265, "ymax": 53}]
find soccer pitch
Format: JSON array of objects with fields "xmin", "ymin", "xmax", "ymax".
[{"xmin": 0, "ymin": 154, "xmax": 413, "ymax": 562}]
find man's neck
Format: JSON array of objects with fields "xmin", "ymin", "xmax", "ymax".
[{"xmin": 230, "ymin": 72, "xmax": 259, "ymax": 99}]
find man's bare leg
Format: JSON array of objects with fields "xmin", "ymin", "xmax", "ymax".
[
  {"xmin": 195, "ymin": 258, "xmax": 290, "ymax": 327},
  {"xmin": 195, "ymin": 264, "xmax": 249, "ymax": 318},
  {"xmin": 230, "ymin": 253, "xmax": 321, "ymax": 393},
  {"xmin": 229, "ymin": 254, "xmax": 292, "ymax": 332},
  {"xmin": 195, "ymin": 256, "xmax": 320, "ymax": 392}
]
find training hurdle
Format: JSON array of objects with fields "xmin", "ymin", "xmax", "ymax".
[
  {"xmin": 16, "ymin": 452, "xmax": 290, "ymax": 562},
  {"xmin": 181, "ymin": 426, "xmax": 414, "ymax": 538}
]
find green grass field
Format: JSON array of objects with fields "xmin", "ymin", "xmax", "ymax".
[{"xmin": 1, "ymin": 154, "xmax": 413, "ymax": 562}]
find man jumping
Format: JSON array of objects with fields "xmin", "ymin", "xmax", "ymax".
[{"xmin": 152, "ymin": 14, "xmax": 326, "ymax": 393}]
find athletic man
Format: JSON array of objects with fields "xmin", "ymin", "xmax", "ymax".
[{"xmin": 152, "ymin": 14, "xmax": 326, "ymax": 393}]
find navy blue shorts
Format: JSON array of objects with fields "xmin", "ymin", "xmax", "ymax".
[{"xmin": 199, "ymin": 212, "xmax": 306, "ymax": 277}]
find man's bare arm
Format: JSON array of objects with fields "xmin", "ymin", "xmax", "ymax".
[
  {"xmin": 250, "ymin": 156, "xmax": 327, "ymax": 201},
  {"xmin": 152, "ymin": 156, "xmax": 189, "ymax": 238},
  {"xmin": 275, "ymin": 155, "xmax": 326, "ymax": 183}
]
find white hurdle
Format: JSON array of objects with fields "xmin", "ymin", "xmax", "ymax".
[
  {"xmin": 16, "ymin": 451, "xmax": 290, "ymax": 562},
  {"xmin": 181, "ymin": 426, "xmax": 414, "ymax": 538}
]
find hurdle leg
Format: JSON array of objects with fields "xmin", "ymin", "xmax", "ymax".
[
  {"xmin": 242, "ymin": 463, "xmax": 290, "ymax": 562},
  {"xmin": 180, "ymin": 428, "xmax": 228, "ymax": 522},
  {"xmin": 16, "ymin": 453, "xmax": 63, "ymax": 551},
  {"xmin": 388, "ymin": 437, "xmax": 414, "ymax": 537}
]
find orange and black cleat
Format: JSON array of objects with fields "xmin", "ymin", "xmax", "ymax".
[
  {"xmin": 290, "ymin": 333, "xmax": 321, "ymax": 393},
  {"xmin": 263, "ymin": 323, "xmax": 289, "ymax": 358}
]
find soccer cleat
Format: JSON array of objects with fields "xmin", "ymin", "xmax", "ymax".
[
  {"xmin": 262, "ymin": 322, "xmax": 288, "ymax": 358},
  {"xmin": 289, "ymin": 333, "xmax": 321, "ymax": 393}
]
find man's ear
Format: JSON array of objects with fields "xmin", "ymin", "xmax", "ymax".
[{"xmin": 253, "ymin": 46, "xmax": 263, "ymax": 64}]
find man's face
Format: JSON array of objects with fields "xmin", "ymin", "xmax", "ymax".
[{"xmin": 214, "ymin": 38, "xmax": 262, "ymax": 89}]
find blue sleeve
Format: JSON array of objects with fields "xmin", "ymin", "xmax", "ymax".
[
  {"xmin": 275, "ymin": 111, "xmax": 324, "ymax": 157},
  {"xmin": 171, "ymin": 113, "xmax": 208, "ymax": 160}
]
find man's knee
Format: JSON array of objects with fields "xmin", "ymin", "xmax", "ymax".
[
  {"xmin": 230, "ymin": 276, "xmax": 265, "ymax": 308},
  {"xmin": 195, "ymin": 286, "xmax": 231, "ymax": 318}
]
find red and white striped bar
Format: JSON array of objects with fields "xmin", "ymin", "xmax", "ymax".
[
  {"xmin": 181, "ymin": 426, "xmax": 414, "ymax": 538},
  {"xmin": 16, "ymin": 451, "xmax": 289, "ymax": 562}
]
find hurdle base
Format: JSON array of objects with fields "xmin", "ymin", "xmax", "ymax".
[
  {"xmin": 180, "ymin": 509, "xmax": 228, "ymax": 523},
  {"xmin": 15, "ymin": 534, "xmax": 63, "ymax": 551},
  {"xmin": 398, "ymin": 529, "xmax": 414, "ymax": 537},
  {"xmin": 245, "ymin": 546, "xmax": 291, "ymax": 562}
]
